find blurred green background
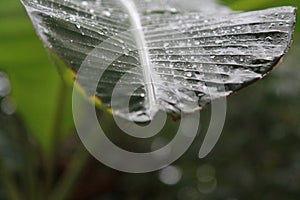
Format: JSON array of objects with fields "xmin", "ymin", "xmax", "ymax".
[{"xmin": 0, "ymin": 0, "xmax": 299, "ymax": 199}]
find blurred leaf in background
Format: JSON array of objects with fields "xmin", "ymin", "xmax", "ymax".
[
  {"xmin": 220, "ymin": 0, "xmax": 299, "ymax": 31},
  {"xmin": 0, "ymin": 0, "xmax": 74, "ymax": 154}
]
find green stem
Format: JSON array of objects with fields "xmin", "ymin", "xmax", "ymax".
[
  {"xmin": 45, "ymin": 79, "xmax": 69, "ymax": 195},
  {"xmin": 15, "ymin": 115, "xmax": 38, "ymax": 200},
  {"xmin": 22, "ymin": 141, "xmax": 38, "ymax": 200},
  {"xmin": 49, "ymin": 111, "xmax": 115, "ymax": 200},
  {"xmin": 48, "ymin": 147, "xmax": 90, "ymax": 200},
  {"xmin": 0, "ymin": 113, "xmax": 38, "ymax": 200},
  {"xmin": 0, "ymin": 161, "xmax": 22, "ymax": 200},
  {"xmin": 45, "ymin": 49, "xmax": 116, "ymax": 199}
]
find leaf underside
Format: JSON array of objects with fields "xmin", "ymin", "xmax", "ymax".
[{"xmin": 21, "ymin": 0, "xmax": 296, "ymax": 122}]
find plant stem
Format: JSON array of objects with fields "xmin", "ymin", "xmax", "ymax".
[
  {"xmin": 45, "ymin": 79, "xmax": 69, "ymax": 195},
  {"xmin": 15, "ymin": 115, "xmax": 38, "ymax": 200},
  {"xmin": 0, "ymin": 113, "xmax": 39, "ymax": 200},
  {"xmin": 49, "ymin": 111, "xmax": 115, "ymax": 200},
  {"xmin": 0, "ymin": 161, "xmax": 22, "ymax": 200},
  {"xmin": 49, "ymin": 147, "xmax": 90, "ymax": 200}
]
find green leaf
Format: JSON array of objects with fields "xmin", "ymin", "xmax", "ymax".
[
  {"xmin": 20, "ymin": 0, "xmax": 296, "ymax": 122},
  {"xmin": 0, "ymin": 0, "xmax": 74, "ymax": 154}
]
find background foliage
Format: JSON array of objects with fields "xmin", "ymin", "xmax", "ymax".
[{"xmin": 0, "ymin": 0, "xmax": 299, "ymax": 199}]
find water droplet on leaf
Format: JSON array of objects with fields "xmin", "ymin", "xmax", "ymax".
[
  {"xmin": 102, "ymin": 10, "xmax": 111, "ymax": 17},
  {"xmin": 81, "ymin": 1, "xmax": 88, "ymax": 6},
  {"xmin": 185, "ymin": 72, "xmax": 192, "ymax": 77},
  {"xmin": 265, "ymin": 36, "xmax": 273, "ymax": 41}
]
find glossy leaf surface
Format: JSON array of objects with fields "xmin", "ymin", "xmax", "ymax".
[{"xmin": 20, "ymin": 0, "xmax": 296, "ymax": 121}]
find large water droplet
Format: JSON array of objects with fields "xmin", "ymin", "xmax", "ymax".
[
  {"xmin": 95, "ymin": 0, "xmax": 102, "ymax": 5},
  {"xmin": 81, "ymin": 1, "xmax": 88, "ymax": 6},
  {"xmin": 265, "ymin": 36, "xmax": 273, "ymax": 41},
  {"xmin": 102, "ymin": 10, "xmax": 111, "ymax": 17},
  {"xmin": 169, "ymin": 7, "xmax": 178, "ymax": 14},
  {"xmin": 69, "ymin": 15, "xmax": 76, "ymax": 22},
  {"xmin": 163, "ymin": 42, "xmax": 170, "ymax": 48},
  {"xmin": 89, "ymin": 9, "xmax": 95, "ymax": 14},
  {"xmin": 166, "ymin": 50, "xmax": 174, "ymax": 54},
  {"xmin": 185, "ymin": 72, "xmax": 192, "ymax": 78}
]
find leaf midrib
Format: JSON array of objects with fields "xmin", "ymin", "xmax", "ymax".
[{"xmin": 120, "ymin": 0, "xmax": 157, "ymax": 112}]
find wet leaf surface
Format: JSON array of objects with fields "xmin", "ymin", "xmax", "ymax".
[{"xmin": 20, "ymin": 0, "xmax": 296, "ymax": 121}]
